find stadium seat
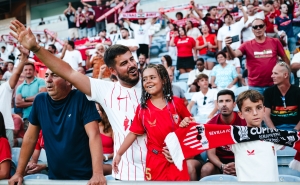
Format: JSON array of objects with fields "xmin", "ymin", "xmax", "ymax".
[
  {"xmin": 173, "ymin": 81, "xmax": 188, "ymax": 93},
  {"xmin": 200, "ymin": 174, "xmax": 238, "ymax": 181},
  {"xmin": 278, "ymin": 165, "xmax": 300, "ymax": 176},
  {"xmin": 23, "ymin": 174, "xmax": 49, "ymax": 180},
  {"xmin": 105, "ymin": 175, "xmax": 115, "ymax": 180},
  {"xmin": 184, "ymin": 92, "xmax": 196, "ymax": 101},
  {"xmin": 234, "ymin": 86, "xmax": 249, "ymax": 97},
  {"xmin": 149, "ymin": 57, "xmax": 161, "ymax": 64},
  {"xmin": 11, "ymin": 147, "xmax": 21, "ymax": 166},
  {"xmin": 279, "ymin": 174, "xmax": 300, "ymax": 182},
  {"xmin": 178, "ymin": 73, "xmax": 189, "ymax": 82},
  {"xmin": 194, "ymin": 115, "xmax": 208, "ymax": 124}
]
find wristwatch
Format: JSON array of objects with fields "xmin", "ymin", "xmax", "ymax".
[{"xmin": 220, "ymin": 163, "xmax": 225, "ymax": 172}]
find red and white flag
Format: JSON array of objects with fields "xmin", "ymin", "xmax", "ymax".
[
  {"xmin": 121, "ymin": 12, "xmax": 160, "ymax": 19},
  {"xmin": 165, "ymin": 123, "xmax": 300, "ymax": 171}
]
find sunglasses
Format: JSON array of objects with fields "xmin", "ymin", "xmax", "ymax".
[
  {"xmin": 281, "ymin": 96, "xmax": 286, "ymax": 109},
  {"xmin": 252, "ymin": 24, "xmax": 265, "ymax": 30},
  {"xmin": 203, "ymin": 96, "xmax": 207, "ymax": 105}
]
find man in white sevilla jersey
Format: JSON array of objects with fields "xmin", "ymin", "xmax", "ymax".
[{"xmin": 9, "ymin": 20, "xmax": 146, "ymax": 181}]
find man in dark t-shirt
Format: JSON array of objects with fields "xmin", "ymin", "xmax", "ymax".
[
  {"xmin": 63, "ymin": 2, "xmax": 79, "ymax": 40},
  {"xmin": 200, "ymin": 90, "xmax": 246, "ymax": 179},
  {"xmin": 9, "ymin": 68, "xmax": 106, "ymax": 184},
  {"xmin": 264, "ymin": 63, "xmax": 300, "ymax": 131}
]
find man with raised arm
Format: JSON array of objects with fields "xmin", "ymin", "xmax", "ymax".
[
  {"xmin": 0, "ymin": 45, "xmax": 28, "ymax": 148},
  {"xmin": 9, "ymin": 20, "xmax": 147, "ymax": 181}
]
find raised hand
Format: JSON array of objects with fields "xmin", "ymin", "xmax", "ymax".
[
  {"xmin": 17, "ymin": 45, "xmax": 29, "ymax": 63},
  {"xmin": 10, "ymin": 20, "xmax": 40, "ymax": 52}
]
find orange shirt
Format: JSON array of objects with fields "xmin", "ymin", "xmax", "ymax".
[{"xmin": 91, "ymin": 56, "xmax": 111, "ymax": 79}]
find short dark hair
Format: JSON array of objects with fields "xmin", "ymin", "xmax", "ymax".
[
  {"xmin": 120, "ymin": 27, "xmax": 129, "ymax": 32},
  {"xmin": 104, "ymin": 44, "xmax": 130, "ymax": 68},
  {"xmin": 208, "ymin": 6, "xmax": 217, "ymax": 12},
  {"xmin": 24, "ymin": 62, "xmax": 35, "ymax": 69},
  {"xmin": 266, "ymin": 0, "xmax": 274, "ymax": 5},
  {"xmin": 48, "ymin": 44, "xmax": 57, "ymax": 53},
  {"xmin": 175, "ymin": 12, "xmax": 183, "ymax": 18},
  {"xmin": 163, "ymin": 55, "xmax": 172, "ymax": 67},
  {"xmin": 236, "ymin": 90, "xmax": 264, "ymax": 111},
  {"xmin": 7, "ymin": 61, "xmax": 14, "ymax": 66},
  {"xmin": 224, "ymin": 13, "xmax": 233, "ymax": 20},
  {"xmin": 196, "ymin": 58, "xmax": 204, "ymax": 63},
  {"xmin": 178, "ymin": 27, "xmax": 187, "ymax": 37},
  {"xmin": 1, "ymin": 46, "xmax": 5, "ymax": 50},
  {"xmin": 215, "ymin": 51, "xmax": 227, "ymax": 61},
  {"xmin": 68, "ymin": 40, "xmax": 75, "ymax": 49},
  {"xmin": 217, "ymin": 89, "xmax": 235, "ymax": 102},
  {"xmin": 196, "ymin": 73, "xmax": 209, "ymax": 81}
]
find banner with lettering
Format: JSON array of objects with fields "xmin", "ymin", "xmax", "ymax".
[
  {"xmin": 121, "ymin": 12, "xmax": 161, "ymax": 19},
  {"xmin": 165, "ymin": 123, "xmax": 300, "ymax": 171},
  {"xmin": 174, "ymin": 18, "xmax": 200, "ymax": 27}
]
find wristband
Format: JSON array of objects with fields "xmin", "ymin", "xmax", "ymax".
[
  {"xmin": 220, "ymin": 163, "xmax": 225, "ymax": 172},
  {"xmin": 33, "ymin": 46, "xmax": 42, "ymax": 53}
]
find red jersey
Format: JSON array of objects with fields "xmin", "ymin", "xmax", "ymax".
[
  {"xmin": 174, "ymin": 36, "xmax": 196, "ymax": 57},
  {"xmin": 205, "ymin": 17, "xmax": 223, "ymax": 35},
  {"xmin": 92, "ymin": 5, "xmax": 106, "ymax": 19},
  {"xmin": 85, "ymin": 11, "xmax": 95, "ymax": 28},
  {"xmin": 35, "ymin": 130, "xmax": 44, "ymax": 151},
  {"xmin": 130, "ymin": 96, "xmax": 191, "ymax": 180},
  {"xmin": 239, "ymin": 37, "xmax": 286, "ymax": 87},
  {"xmin": 0, "ymin": 137, "xmax": 11, "ymax": 166},
  {"xmin": 265, "ymin": 10, "xmax": 280, "ymax": 33},
  {"xmin": 78, "ymin": 13, "xmax": 87, "ymax": 28},
  {"xmin": 100, "ymin": 133, "xmax": 114, "ymax": 154},
  {"xmin": 104, "ymin": 6, "xmax": 116, "ymax": 23},
  {"xmin": 207, "ymin": 112, "xmax": 247, "ymax": 163},
  {"xmin": 196, "ymin": 34, "xmax": 216, "ymax": 55}
]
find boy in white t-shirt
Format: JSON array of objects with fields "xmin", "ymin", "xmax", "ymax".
[
  {"xmin": 231, "ymin": 90, "xmax": 282, "ymax": 181},
  {"xmin": 187, "ymin": 74, "xmax": 218, "ymax": 120}
]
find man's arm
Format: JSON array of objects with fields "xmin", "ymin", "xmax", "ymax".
[
  {"xmin": 81, "ymin": 0, "xmax": 92, "ymax": 8},
  {"xmin": 217, "ymin": 40, "xmax": 222, "ymax": 52},
  {"xmin": 187, "ymin": 101, "xmax": 196, "ymax": 113},
  {"xmin": 8, "ymin": 124, "xmax": 40, "ymax": 185},
  {"xmin": 9, "ymin": 46, "xmax": 28, "ymax": 89},
  {"xmin": 207, "ymin": 148, "xmax": 223, "ymax": 171},
  {"xmin": 85, "ymin": 121, "xmax": 106, "ymax": 184},
  {"xmin": 225, "ymin": 36, "xmax": 243, "ymax": 58},
  {"xmin": 291, "ymin": 63, "xmax": 300, "ymax": 72},
  {"xmin": 239, "ymin": 5, "xmax": 248, "ymax": 24},
  {"xmin": 16, "ymin": 94, "xmax": 33, "ymax": 108},
  {"xmin": 264, "ymin": 108, "xmax": 276, "ymax": 129},
  {"xmin": 10, "ymin": 20, "xmax": 92, "ymax": 96}
]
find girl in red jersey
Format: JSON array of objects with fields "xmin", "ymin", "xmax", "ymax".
[
  {"xmin": 0, "ymin": 112, "xmax": 11, "ymax": 180},
  {"xmin": 113, "ymin": 64, "xmax": 192, "ymax": 181}
]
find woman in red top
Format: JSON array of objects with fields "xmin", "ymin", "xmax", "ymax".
[
  {"xmin": 0, "ymin": 112, "xmax": 11, "ymax": 180},
  {"xmin": 196, "ymin": 24, "xmax": 217, "ymax": 70},
  {"xmin": 113, "ymin": 64, "xmax": 191, "ymax": 181},
  {"xmin": 96, "ymin": 103, "xmax": 114, "ymax": 175},
  {"xmin": 170, "ymin": 27, "xmax": 197, "ymax": 74}
]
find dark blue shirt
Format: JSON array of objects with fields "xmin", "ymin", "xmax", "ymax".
[
  {"xmin": 29, "ymin": 90, "xmax": 100, "ymax": 180},
  {"xmin": 275, "ymin": 15, "xmax": 294, "ymax": 38}
]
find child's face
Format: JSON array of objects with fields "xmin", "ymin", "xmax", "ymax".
[
  {"xmin": 197, "ymin": 78, "xmax": 209, "ymax": 89},
  {"xmin": 142, "ymin": 68, "xmax": 164, "ymax": 97},
  {"xmin": 238, "ymin": 99, "xmax": 265, "ymax": 127}
]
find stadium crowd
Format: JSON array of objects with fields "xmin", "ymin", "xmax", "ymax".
[{"xmin": 1, "ymin": 0, "xmax": 300, "ymax": 184}]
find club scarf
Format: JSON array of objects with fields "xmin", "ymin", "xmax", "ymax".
[{"xmin": 165, "ymin": 123, "xmax": 300, "ymax": 171}]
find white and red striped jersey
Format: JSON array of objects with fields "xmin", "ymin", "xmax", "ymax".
[{"xmin": 87, "ymin": 78, "xmax": 146, "ymax": 181}]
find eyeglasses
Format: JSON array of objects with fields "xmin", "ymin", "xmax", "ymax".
[
  {"xmin": 203, "ymin": 96, "xmax": 207, "ymax": 105},
  {"xmin": 252, "ymin": 24, "xmax": 265, "ymax": 30},
  {"xmin": 281, "ymin": 96, "xmax": 286, "ymax": 109}
]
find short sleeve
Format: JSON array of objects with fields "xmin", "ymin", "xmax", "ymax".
[
  {"xmin": 129, "ymin": 106, "xmax": 145, "ymax": 135},
  {"xmin": 231, "ymin": 66, "xmax": 238, "ymax": 78},
  {"xmin": 28, "ymin": 95, "xmax": 41, "ymax": 126},
  {"xmin": 210, "ymin": 66, "xmax": 216, "ymax": 77},
  {"xmin": 191, "ymin": 37, "xmax": 196, "ymax": 47},
  {"xmin": 38, "ymin": 78, "xmax": 46, "ymax": 89},
  {"xmin": 291, "ymin": 53, "xmax": 300, "ymax": 64},
  {"xmin": 234, "ymin": 58, "xmax": 241, "ymax": 68},
  {"xmin": 86, "ymin": 78, "xmax": 112, "ymax": 102},
  {"xmin": 263, "ymin": 88, "xmax": 272, "ymax": 108},
  {"xmin": 238, "ymin": 42, "xmax": 247, "ymax": 54},
  {"xmin": 79, "ymin": 92, "xmax": 101, "ymax": 125},
  {"xmin": 16, "ymin": 84, "xmax": 22, "ymax": 95},
  {"xmin": 191, "ymin": 92, "xmax": 200, "ymax": 102},
  {"xmin": 0, "ymin": 138, "xmax": 11, "ymax": 163}
]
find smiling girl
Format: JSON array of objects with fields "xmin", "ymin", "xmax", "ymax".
[{"xmin": 113, "ymin": 64, "xmax": 192, "ymax": 181}]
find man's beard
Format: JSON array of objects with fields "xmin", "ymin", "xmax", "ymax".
[{"xmin": 116, "ymin": 67, "xmax": 139, "ymax": 86}]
